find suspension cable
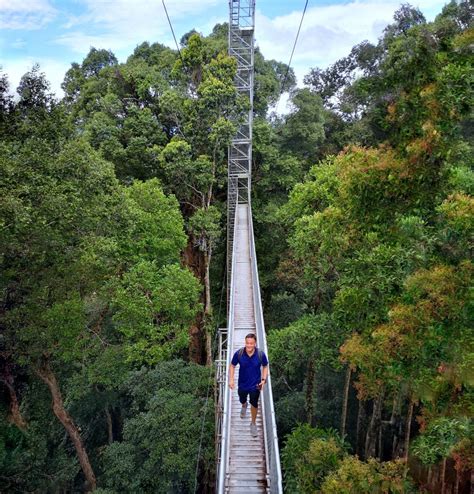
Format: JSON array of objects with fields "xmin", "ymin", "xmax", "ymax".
[
  {"xmin": 161, "ymin": 0, "xmax": 185, "ymax": 64},
  {"xmin": 280, "ymin": 0, "xmax": 309, "ymax": 96}
]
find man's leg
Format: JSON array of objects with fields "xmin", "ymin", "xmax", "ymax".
[
  {"xmin": 250, "ymin": 405, "xmax": 257, "ymax": 423},
  {"xmin": 238, "ymin": 389, "xmax": 248, "ymax": 418},
  {"xmin": 249, "ymin": 390, "xmax": 260, "ymax": 436}
]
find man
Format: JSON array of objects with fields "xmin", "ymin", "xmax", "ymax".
[{"xmin": 229, "ymin": 333, "xmax": 269, "ymax": 437}]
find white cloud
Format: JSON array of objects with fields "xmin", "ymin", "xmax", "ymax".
[
  {"xmin": 0, "ymin": 0, "xmax": 57, "ymax": 30},
  {"xmin": 1, "ymin": 0, "xmax": 450, "ymax": 108},
  {"xmin": 2, "ymin": 57, "xmax": 69, "ymax": 99},
  {"xmin": 11, "ymin": 38, "xmax": 27, "ymax": 49},
  {"xmin": 55, "ymin": 0, "xmax": 224, "ymax": 56},
  {"xmin": 255, "ymin": 0, "xmax": 448, "ymax": 85}
]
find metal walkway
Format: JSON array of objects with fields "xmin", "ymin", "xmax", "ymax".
[
  {"xmin": 229, "ymin": 205, "xmax": 266, "ymax": 493},
  {"xmin": 215, "ymin": 2, "xmax": 282, "ymax": 492},
  {"xmin": 216, "ymin": 204, "xmax": 282, "ymax": 493}
]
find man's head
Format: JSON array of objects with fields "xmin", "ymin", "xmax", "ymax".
[{"xmin": 245, "ymin": 333, "xmax": 257, "ymax": 353}]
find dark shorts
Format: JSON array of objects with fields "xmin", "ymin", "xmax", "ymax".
[{"xmin": 238, "ymin": 388, "xmax": 260, "ymax": 408}]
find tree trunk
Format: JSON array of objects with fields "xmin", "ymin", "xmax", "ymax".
[
  {"xmin": 340, "ymin": 366, "xmax": 351, "ymax": 438},
  {"xmin": 105, "ymin": 406, "xmax": 113, "ymax": 445},
  {"xmin": 404, "ymin": 399, "xmax": 414, "ymax": 462},
  {"xmin": 440, "ymin": 457, "xmax": 447, "ymax": 494},
  {"xmin": 378, "ymin": 416, "xmax": 383, "ymax": 460},
  {"xmin": 183, "ymin": 240, "xmax": 206, "ymax": 364},
  {"xmin": 2, "ymin": 379, "xmax": 27, "ymax": 430},
  {"xmin": 454, "ymin": 466, "xmax": 459, "ymax": 494},
  {"xmin": 391, "ymin": 390, "xmax": 402, "ymax": 459},
  {"xmin": 204, "ymin": 249, "xmax": 213, "ymax": 366},
  {"xmin": 204, "ymin": 250, "xmax": 212, "ymax": 317},
  {"xmin": 205, "ymin": 330, "xmax": 213, "ymax": 366},
  {"xmin": 356, "ymin": 398, "xmax": 366, "ymax": 457},
  {"xmin": 35, "ymin": 361, "xmax": 97, "ymax": 491},
  {"xmin": 403, "ymin": 399, "xmax": 414, "ymax": 480},
  {"xmin": 365, "ymin": 391, "xmax": 383, "ymax": 459},
  {"xmin": 305, "ymin": 359, "xmax": 315, "ymax": 425},
  {"xmin": 364, "ymin": 399, "xmax": 374, "ymax": 458}
]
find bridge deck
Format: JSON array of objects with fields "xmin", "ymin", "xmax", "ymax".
[{"xmin": 228, "ymin": 204, "xmax": 267, "ymax": 493}]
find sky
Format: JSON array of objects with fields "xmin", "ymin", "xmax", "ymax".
[{"xmin": 1, "ymin": 0, "xmax": 449, "ymax": 109}]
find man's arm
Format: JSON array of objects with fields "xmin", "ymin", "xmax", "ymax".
[
  {"xmin": 259, "ymin": 364, "xmax": 268, "ymax": 388},
  {"xmin": 229, "ymin": 364, "xmax": 236, "ymax": 389},
  {"xmin": 259, "ymin": 351, "xmax": 269, "ymax": 388}
]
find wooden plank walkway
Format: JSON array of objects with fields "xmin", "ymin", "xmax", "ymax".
[{"xmin": 228, "ymin": 204, "xmax": 267, "ymax": 493}]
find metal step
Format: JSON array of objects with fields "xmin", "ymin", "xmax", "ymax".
[{"xmin": 228, "ymin": 479, "xmax": 267, "ymax": 488}]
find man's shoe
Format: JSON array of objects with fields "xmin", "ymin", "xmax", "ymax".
[
  {"xmin": 240, "ymin": 404, "xmax": 247, "ymax": 419},
  {"xmin": 250, "ymin": 422, "xmax": 257, "ymax": 437}
]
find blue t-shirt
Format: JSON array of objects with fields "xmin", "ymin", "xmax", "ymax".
[{"xmin": 231, "ymin": 347, "xmax": 269, "ymax": 392}]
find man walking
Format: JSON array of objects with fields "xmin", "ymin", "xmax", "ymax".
[{"xmin": 229, "ymin": 333, "xmax": 269, "ymax": 437}]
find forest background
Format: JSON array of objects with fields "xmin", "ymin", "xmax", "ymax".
[{"xmin": 0, "ymin": 1, "xmax": 472, "ymax": 492}]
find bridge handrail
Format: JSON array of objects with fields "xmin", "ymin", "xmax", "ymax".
[
  {"xmin": 217, "ymin": 206, "xmax": 238, "ymax": 494},
  {"xmin": 248, "ymin": 205, "xmax": 283, "ymax": 494}
]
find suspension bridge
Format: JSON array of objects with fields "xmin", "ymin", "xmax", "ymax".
[{"xmin": 215, "ymin": 1, "xmax": 283, "ymax": 492}]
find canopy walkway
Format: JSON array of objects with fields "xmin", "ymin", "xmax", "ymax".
[
  {"xmin": 215, "ymin": 2, "xmax": 282, "ymax": 492},
  {"xmin": 216, "ymin": 204, "xmax": 282, "ymax": 493}
]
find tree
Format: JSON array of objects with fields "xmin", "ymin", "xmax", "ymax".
[
  {"xmin": 0, "ymin": 70, "xmax": 13, "ymax": 135},
  {"xmin": 100, "ymin": 361, "xmax": 214, "ymax": 493},
  {"xmin": 81, "ymin": 48, "xmax": 118, "ymax": 78},
  {"xmin": 279, "ymin": 89, "xmax": 325, "ymax": 164},
  {"xmin": 321, "ymin": 456, "xmax": 415, "ymax": 493},
  {"xmin": 269, "ymin": 314, "xmax": 339, "ymax": 425},
  {"xmin": 16, "ymin": 63, "xmax": 52, "ymax": 111},
  {"xmin": 281, "ymin": 424, "xmax": 348, "ymax": 494},
  {"xmin": 412, "ymin": 417, "xmax": 473, "ymax": 494},
  {"xmin": 1, "ymin": 134, "xmax": 200, "ymax": 489}
]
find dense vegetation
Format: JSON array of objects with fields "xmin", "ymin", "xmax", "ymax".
[{"xmin": 0, "ymin": 2, "xmax": 472, "ymax": 492}]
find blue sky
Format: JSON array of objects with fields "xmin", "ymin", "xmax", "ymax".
[{"xmin": 1, "ymin": 0, "xmax": 449, "ymax": 105}]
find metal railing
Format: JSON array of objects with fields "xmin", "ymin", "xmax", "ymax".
[
  {"xmin": 248, "ymin": 204, "xmax": 283, "ymax": 494},
  {"xmin": 217, "ymin": 207, "xmax": 238, "ymax": 494},
  {"xmin": 218, "ymin": 3, "xmax": 282, "ymax": 492},
  {"xmin": 215, "ymin": 327, "xmax": 228, "ymax": 467},
  {"xmin": 216, "ymin": 203, "xmax": 283, "ymax": 493}
]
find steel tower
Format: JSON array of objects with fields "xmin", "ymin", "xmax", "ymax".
[{"xmin": 227, "ymin": 0, "xmax": 255, "ymax": 297}]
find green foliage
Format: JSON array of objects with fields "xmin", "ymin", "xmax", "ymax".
[
  {"xmin": 0, "ymin": 90, "xmax": 204, "ymax": 489},
  {"xmin": 341, "ymin": 261, "xmax": 473, "ymax": 399},
  {"xmin": 253, "ymin": 50, "xmax": 296, "ymax": 116},
  {"xmin": 188, "ymin": 205, "xmax": 221, "ymax": 251},
  {"xmin": 1, "ymin": 6, "xmax": 472, "ymax": 492},
  {"xmin": 412, "ymin": 417, "xmax": 473, "ymax": 465},
  {"xmin": 274, "ymin": 392, "xmax": 307, "ymax": 437},
  {"xmin": 279, "ymin": 158, "xmax": 339, "ymax": 226},
  {"xmin": 321, "ymin": 456, "xmax": 415, "ymax": 494},
  {"xmin": 100, "ymin": 361, "xmax": 214, "ymax": 493},
  {"xmin": 269, "ymin": 314, "xmax": 338, "ymax": 379},
  {"xmin": 120, "ymin": 178, "xmax": 187, "ymax": 265},
  {"xmin": 0, "ymin": 387, "xmax": 79, "ymax": 493},
  {"xmin": 297, "ymin": 437, "xmax": 346, "ymax": 493},
  {"xmin": 111, "ymin": 262, "xmax": 201, "ymax": 365},
  {"xmin": 281, "ymin": 424, "xmax": 348, "ymax": 493},
  {"xmin": 280, "ymin": 89, "xmax": 325, "ymax": 163},
  {"xmin": 269, "ymin": 6, "xmax": 473, "ymax": 490}
]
